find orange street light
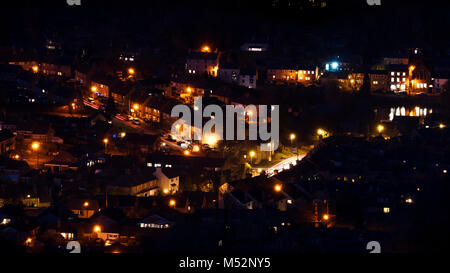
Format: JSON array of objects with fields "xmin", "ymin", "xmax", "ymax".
[
  {"xmin": 14, "ymin": 154, "xmax": 20, "ymax": 160},
  {"xmin": 201, "ymin": 45, "xmax": 211, "ymax": 53},
  {"xmin": 186, "ymin": 87, "xmax": 192, "ymax": 93},
  {"xmin": 83, "ymin": 201, "xmax": 89, "ymax": 207},
  {"xmin": 184, "ymin": 150, "xmax": 190, "ymax": 156},
  {"xmin": 31, "ymin": 141, "xmax": 40, "ymax": 168},
  {"xmin": 103, "ymin": 138, "xmax": 109, "ymax": 154},
  {"xmin": 128, "ymin": 68, "xmax": 135, "ymax": 75},
  {"xmin": 91, "ymin": 86, "xmax": 97, "ymax": 92},
  {"xmin": 133, "ymin": 104, "xmax": 139, "ymax": 110},
  {"xmin": 274, "ymin": 184, "xmax": 282, "ymax": 192},
  {"xmin": 93, "ymin": 225, "xmax": 101, "ymax": 233},
  {"xmin": 377, "ymin": 124, "xmax": 385, "ymax": 134},
  {"xmin": 32, "ymin": 65, "xmax": 39, "ymax": 73},
  {"xmin": 169, "ymin": 199, "xmax": 176, "ymax": 207},
  {"xmin": 323, "ymin": 214, "xmax": 329, "ymax": 221},
  {"xmin": 290, "ymin": 133, "xmax": 296, "ymax": 141},
  {"xmin": 193, "ymin": 145, "xmax": 200, "ymax": 152},
  {"xmin": 31, "ymin": 142, "xmax": 40, "ymax": 151},
  {"xmin": 25, "ymin": 238, "xmax": 32, "ymax": 245}
]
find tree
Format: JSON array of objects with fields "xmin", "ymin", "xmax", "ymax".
[{"xmin": 105, "ymin": 96, "xmax": 117, "ymax": 119}]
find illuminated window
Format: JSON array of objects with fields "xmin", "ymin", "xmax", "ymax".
[
  {"xmin": 391, "ymin": 77, "xmax": 395, "ymax": 82},
  {"xmin": 373, "ymin": 81, "xmax": 378, "ymax": 85},
  {"xmin": 391, "ymin": 72, "xmax": 395, "ymax": 76},
  {"xmin": 383, "ymin": 207, "xmax": 390, "ymax": 213}
]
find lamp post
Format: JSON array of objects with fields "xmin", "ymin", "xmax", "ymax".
[
  {"xmin": 377, "ymin": 124, "xmax": 384, "ymax": 136},
  {"xmin": 409, "ymin": 65, "xmax": 415, "ymax": 96},
  {"xmin": 249, "ymin": 151, "xmax": 255, "ymax": 164},
  {"xmin": 31, "ymin": 142, "xmax": 40, "ymax": 168},
  {"xmin": 103, "ymin": 138, "xmax": 108, "ymax": 154}
]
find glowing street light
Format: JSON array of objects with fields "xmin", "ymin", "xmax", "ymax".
[
  {"xmin": 317, "ymin": 128, "xmax": 327, "ymax": 138},
  {"xmin": 93, "ymin": 225, "xmax": 101, "ymax": 233},
  {"xmin": 249, "ymin": 150, "xmax": 255, "ymax": 164},
  {"xmin": 25, "ymin": 238, "xmax": 32, "ymax": 246},
  {"xmin": 290, "ymin": 133, "xmax": 296, "ymax": 141},
  {"xmin": 184, "ymin": 150, "xmax": 190, "ymax": 156},
  {"xmin": 14, "ymin": 154, "xmax": 20, "ymax": 160},
  {"xmin": 103, "ymin": 138, "xmax": 109, "ymax": 154},
  {"xmin": 439, "ymin": 123, "xmax": 446, "ymax": 129},
  {"xmin": 186, "ymin": 87, "xmax": 192, "ymax": 93},
  {"xmin": 128, "ymin": 68, "xmax": 135, "ymax": 75},
  {"xmin": 163, "ymin": 189, "xmax": 169, "ymax": 194},
  {"xmin": 31, "ymin": 142, "xmax": 40, "ymax": 168},
  {"xmin": 201, "ymin": 45, "xmax": 211, "ymax": 53},
  {"xmin": 31, "ymin": 142, "xmax": 40, "ymax": 151},
  {"xmin": 274, "ymin": 184, "xmax": 282, "ymax": 192},
  {"xmin": 169, "ymin": 199, "xmax": 176, "ymax": 207},
  {"xmin": 377, "ymin": 124, "xmax": 385, "ymax": 134},
  {"xmin": 83, "ymin": 201, "xmax": 89, "ymax": 207},
  {"xmin": 32, "ymin": 65, "xmax": 39, "ymax": 73},
  {"xmin": 91, "ymin": 86, "xmax": 97, "ymax": 92},
  {"xmin": 323, "ymin": 214, "xmax": 329, "ymax": 221}
]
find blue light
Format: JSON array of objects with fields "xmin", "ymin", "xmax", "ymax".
[{"xmin": 331, "ymin": 62, "xmax": 339, "ymax": 70}]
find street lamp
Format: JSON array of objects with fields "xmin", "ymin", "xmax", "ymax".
[
  {"xmin": 409, "ymin": 65, "xmax": 416, "ymax": 95},
  {"xmin": 274, "ymin": 184, "xmax": 282, "ymax": 192},
  {"xmin": 32, "ymin": 65, "xmax": 39, "ymax": 73},
  {"xmin": 201, "ymin": 45, "xmax": 211, "ymax": 53},
  {"xmin": 290, "ymin": 133, "xmax": 296, "ymax": 143},
  {"xmin": 377, "ymin": 124, "xmax": 384, "ymax": 134},
  {"xmin": 91, "ymin": 86, "xmax": 97, "ymax": 92},
  {"xmin": 323, "ymin": 214, "xmax": 329, "ymax": 221},
  {"xmin": 249, "ymin": 151, "xmax": 255, "ymax": 164},
  {"xmin": 103, "ymin": 138, "xmax": 109, "ymax": 154},
  {"xmin": 169, "ymin": 199, "xmax": 176, "ymax": 207},
  {"xmin": 93, "ymin": 225, "xmax": 101, "ymax": 233},
  {"xmin": 128, "ymin": 68, "xmax": 135, "ymax": 75},
  {"xmin": 31, "ymin": 142, "xmax": 40, "ymax": 168}
]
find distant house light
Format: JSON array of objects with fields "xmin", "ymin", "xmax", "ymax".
[
  {"xmin": 248, "ymin": 47, "xmax": 262, "ymax": 52},
  {"xmin": 383, "ymin": 207, "xmax": 390, "ymax": 213}
]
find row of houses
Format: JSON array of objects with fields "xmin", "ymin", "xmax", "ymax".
[{"xmin": 184, "ymin": 46, "xmax": 450, "ymax": 94}]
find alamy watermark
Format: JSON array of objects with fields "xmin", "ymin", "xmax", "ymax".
[
  {"xmin": 171, "ymin": 97, "xmax": 279, "ymax": 151},
  {"xmin": 67, "ymin": 0, "xmax": 81, "ymax": 6},
  {"xmin": 366, "ymin": 0, "xmax": 381, "ymax": 6}
]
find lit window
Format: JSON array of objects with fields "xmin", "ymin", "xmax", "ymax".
[
  {"xmin": 391, "ymin": 72, "xmax": 395, "ymax": 76},
  {"xmin": 391, "ymin": 78, "xmax": 395, "ymax": 82},
  {"xmin": 383, "ymin": 207, "xmax": 390, "ymax": 213}
]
